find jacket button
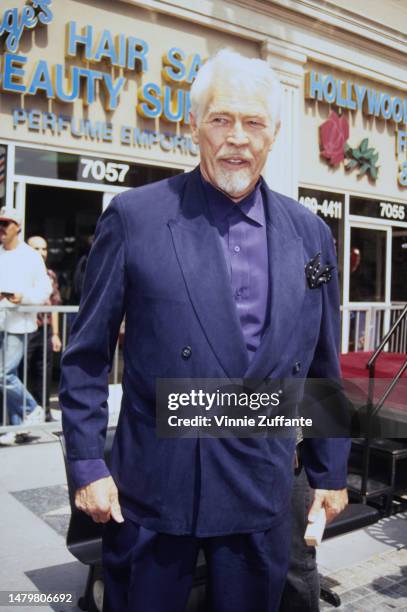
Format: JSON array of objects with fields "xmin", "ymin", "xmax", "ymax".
[
  {"xmin": 181, "ymin": 346, "xmax": 192, "ymax": 360},
  {"xmin": 293, "ymin": 361, "xmax": 301, "ymax": 374}
]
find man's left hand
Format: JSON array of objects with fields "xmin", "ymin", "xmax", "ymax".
[{"xmin": 308, "ymin": 488, "xmax": 348, "ymax": 524}]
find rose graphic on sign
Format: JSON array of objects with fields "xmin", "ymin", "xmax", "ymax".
[
  {"xmin": 319, "ymin": 110, "xmax": 379, "ymax": 181},
  {"xmin": 319, "ymin": 111, "xmax": 349, "ymax": 166}
]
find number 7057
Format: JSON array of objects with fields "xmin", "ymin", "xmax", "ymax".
[{"xmin": 80, "ymin": 159, "xmax": 130, "ymax": 183}]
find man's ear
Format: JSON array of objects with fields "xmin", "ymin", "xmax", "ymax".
[
  {"xmin": 190, "ymin": 112, "xmax": 199, "ymax": 145},
  {"xmin": 269, "ymin": 120, "xmax": 281, "ymax": 151}
]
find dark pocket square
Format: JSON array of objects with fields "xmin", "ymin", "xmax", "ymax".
[{"xmin": 305, "ymin": 253, "xmax": 335, "ymax": 289}]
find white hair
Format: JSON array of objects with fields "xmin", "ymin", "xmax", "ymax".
[{"xmin": 190, "ymin": 49, "xmax": 282, "ymax": 134}]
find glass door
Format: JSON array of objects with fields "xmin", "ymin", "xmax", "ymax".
[
  {"xmin": 349, "ymin": 226, "xmax": 388, "ymax": 303},
  {"xmin": 24, "ymin": 183, "xmax": 104, "ymax": 304},
  {"xmin": 345, "ymin": 222, "xmax": 391, "ymax": 352}
]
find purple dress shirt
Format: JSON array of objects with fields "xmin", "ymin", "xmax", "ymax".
[{"xmin": 201, "ymin": 174, "xmax": 270, "ymax": 361}]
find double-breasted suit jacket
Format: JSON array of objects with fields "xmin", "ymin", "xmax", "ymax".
[{"xmin": 60, "ymin": 167, "xmax": 350, "ymax": 536}]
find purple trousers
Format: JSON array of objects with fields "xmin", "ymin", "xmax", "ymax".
[{"xmin": 102, "ymin": 514, "xmax": 291, "ymax": 612}]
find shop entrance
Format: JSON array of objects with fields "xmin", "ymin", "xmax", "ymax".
[
  {"xmin": 13, "ymin": 147, "xmax": 182, "ymax": 303},
  {"xmin": 24, "ymin": 184, "xmax": 104, "ymax": 304},
  {"xmin": 346, "ymin": 221, "xmax": 391, "ymax": 352}
]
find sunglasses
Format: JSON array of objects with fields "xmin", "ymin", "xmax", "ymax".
[{"xmin": 0, "ymin": 220, "xmax": 13, "ymax": 227}]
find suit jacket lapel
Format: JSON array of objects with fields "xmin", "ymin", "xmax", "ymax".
[
  {"xmin": 168, "ymin": 168, "xmax": 249, "ymax": 378},
  {"xmin": 245, "ymin": 185, "xmax": 305, "ymax": 380}
]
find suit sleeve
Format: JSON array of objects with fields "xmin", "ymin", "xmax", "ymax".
[
  {"xmin": 301, "ymin": 222, "xmax": 351, "ymax": 490},
  {"xmin": 60, "ymin": 197, "xmax": 127, "ymax": 490}
]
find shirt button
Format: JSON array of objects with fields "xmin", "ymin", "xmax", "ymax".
[
  {"xmin": 234, "ymin": 245, "xmax": 240, "ymax": 253},
  {"xmin": 181, "ymin": 346, "xmax": 192, "ymax": 360}
]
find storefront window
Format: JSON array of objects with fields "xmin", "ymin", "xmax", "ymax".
[
  {"xmin": 298, "ymin": 187, "xmax": 344, "ymax": 295},
  {"xmin": 350, "ymin": 196, "xmax": 407, "ymax": 223},
  {"xmin": 298, "ymin": 188, "xmax": 343, "ymax": 247},
  {"xmin": 15, "ymin": 147, "xmax": 181, "ymax": 188},
  {"xmin": 25, "ymin": 184, "xmax": 102, "ymax": 303},
  {"xmin": 0, "ymin": 145, "xmax": 7, "ymax": 208},
  {"xmin": 349, "ymin": 227, "xmax": 386, "ymax": 302},
  {"xmin": 392, "ymin": 228, "xmax": 407, "ymax": 302},
  {"xmin": 22, "ymin": 150, "xmax": 183, "ymax": 304}
]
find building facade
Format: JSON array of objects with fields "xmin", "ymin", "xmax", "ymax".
[{"xmin": 0, "ymin": 0, "xmax": 406, "ymax": 352}]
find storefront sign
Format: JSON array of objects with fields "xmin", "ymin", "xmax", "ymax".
[
  {"xmin": 350, "ymin": 197, "xmax": 406, "ymax": 221},
  {"xmin": 319, "ymin": 110, "xmax": 380, "ymax": 181},
  {"xmin": 0, "ymin": 0, "xmax": 53, "ymax": 53},
  {"xmin": 0, "ymin": 15, "xmax": 202, "ymax": 124},
  {"xmin": 305, "ymin": 71, "xmax": 407, "ymax": 125},
  {"xmin": 79, "ymin": 158, "xmax": 130, "ymax": 184},
  {"xmin": 298, "ymin": 187, "xmax": 342, "ymax": 247},
  {"xmin": 15, "ymin": 146, "xmax": 182, "ymax": 186},
  {"xmin": 305, "ymin": 71, "xmax": 407, "ymax": 187},
  {"xmin": 298, "ymin": 188, "xmax": 343, "ymax": 219},
  {"xmin": 397, "ymin": 131, "xmax": 407, "ymax": 186},
  {"xmin": 12, "ymin": 107, "xmax": 199, "ymax": 156}
]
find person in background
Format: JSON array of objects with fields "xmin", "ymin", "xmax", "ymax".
[
  {"xmin": 0, "ymin": 207, "xmax": 52, "ymax": 441},
  {"xmin": 26, "ymin": 236, "xmax": 62, "ymax": 422}
]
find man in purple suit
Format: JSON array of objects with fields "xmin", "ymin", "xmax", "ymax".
[{"xmin": 60, "ymin": 50, "xmax": 349, "ymax": 612}]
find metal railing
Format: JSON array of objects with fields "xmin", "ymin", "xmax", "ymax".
[
  {"xmin": 342, "ymin": 304, "xmax": 407, "ymax": 353},
  {"xmin": 367, "ymin": 302, "xmax": 407, "ymax": 417},
  {"xmin": 0, "ymin": 305, "xmax": 123, "ymax": 431},
  {"xmin": 3, "ymin": 302, "xmax": 406, "ymax": 432},
  {"xmin": 359, "ymin": 303, "xmax": 407, "ymax": 500},
  {"xmin": 388, "ymin": 306, "xmax": 407, "ymax": 353}
]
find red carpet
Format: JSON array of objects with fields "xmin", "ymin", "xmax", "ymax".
[
  {"xmin": 340, "ymin": 352, "xmax": 407, "ymax": 414},
  {"xmin": 340, "ymin": 352, "xmax": 407, "ymax": 379}
]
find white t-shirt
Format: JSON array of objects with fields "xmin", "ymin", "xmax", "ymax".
[{"xmin": 0, "ymin": 241, "xmax": 52, "ymax": 334}]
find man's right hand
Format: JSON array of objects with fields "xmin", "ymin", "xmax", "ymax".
[{"xmin": 75, "ymin": 476, "xmax": 124, "ymax": 524}]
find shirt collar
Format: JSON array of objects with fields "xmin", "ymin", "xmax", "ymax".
[{"xmin": 200, "ymin": 169, "xmax": 265, "ymax": 226}]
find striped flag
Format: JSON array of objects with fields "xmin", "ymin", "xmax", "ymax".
[{"xmin": 0, "ymin": 147, "xmax": 5, "ymax": 200}]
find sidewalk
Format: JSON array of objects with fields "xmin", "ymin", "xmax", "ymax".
[
  {"xmin": 318, "ymin": 515, "xmax": 407, "ymax": 610},
  {"xmin": 1, "ymin": 429, "xmax": 407, "ymax": 612}
]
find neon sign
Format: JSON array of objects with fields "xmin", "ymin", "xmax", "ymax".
[{"xmin": 0, "ymin": 0, "xmax": 53, "ymax": 53}]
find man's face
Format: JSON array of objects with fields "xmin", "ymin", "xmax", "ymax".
[
  {"xmin": 190, "ymin": 84, "xmax": 279, "ymax": 202},
  {"xmin": 0, "ymin": 220, "xmax": 20, "ymax": 249},
  {"xmin": 28, "ymin": 236, "xmax": 48, "ymax": 262}
]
